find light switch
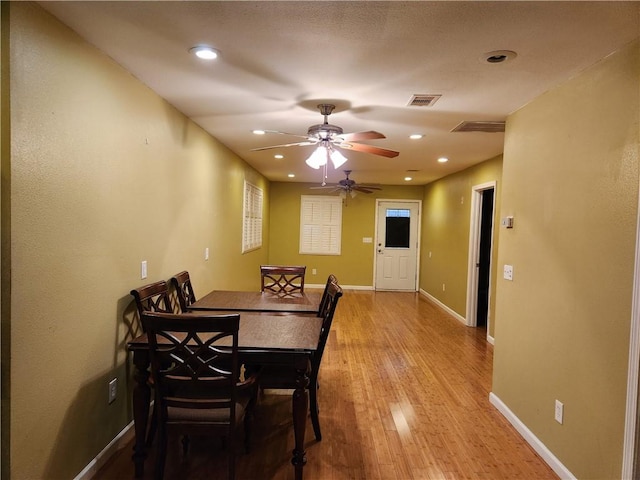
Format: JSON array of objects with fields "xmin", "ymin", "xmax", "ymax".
[
  {"xmin": 141, "ymin": 260, "xmax": 148, "ymax": 279},
  {"xmin": 205, "ymin": 247, "xmax": 209, "ymax": 260},
  {"xmin": 362, "ymin": 237, "xmax": 372, "ymax": 243}
]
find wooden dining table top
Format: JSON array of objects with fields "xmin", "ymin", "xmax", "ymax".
[
  {"xmin": 187, "ymin": 289, "xmax": 322, "ymax": 314},
  {"xmin": 128, "ymin": 312, "xmax": 323, "ymax": 353}
]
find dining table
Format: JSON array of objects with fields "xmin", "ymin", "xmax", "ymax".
[
  {"xmin": 187, "ymin": 289, "xmax": 322, "ymax": 314},
  {"xmin": 127, "ymin": 312, "xmax": 322, "ymax": 480}
]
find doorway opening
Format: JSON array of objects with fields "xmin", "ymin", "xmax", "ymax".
[{"xmin": 466, "ymin": 182, "xmax": 496, "ymax": 339}]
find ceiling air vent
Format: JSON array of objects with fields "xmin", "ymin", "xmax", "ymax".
[
  {"xmin": 407, "ymin": 94, "xmax": 441, "ymax": 107},
  {"xmin": 452, "ymin": 121, "xmax": 506, "ymax": 133}
]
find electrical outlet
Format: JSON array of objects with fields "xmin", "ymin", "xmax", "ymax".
[
  {"xmin": 141, "ymin": 260, "xmax": 148, "ymax": 279},
  {"xmin": 108, "ymin": 378, "xmax": 117, "ymax": 404},
  {"xmin": 503, "ymin": 264, "xmax": 513, "ymax": 281},
  {"xmin": 312, "ymin": 268, "xmax": 317, "ymax": 275},
  {"xmin": 555, "ymin": 399, "xmax": 563, "ymax": 424},
  {"xmin": 442, "ymin": 283, "xmax": 446, "ymax": 292}
]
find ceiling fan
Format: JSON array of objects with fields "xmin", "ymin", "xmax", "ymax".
[
  {"xmin": 311, "ymin": 170, "xmax": 382, "ymax": 199},
  {"xmin": 251, "ymin": 104, "xmax": 399, "ymax": 170}
]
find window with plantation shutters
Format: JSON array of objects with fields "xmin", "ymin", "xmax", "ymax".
[
  {"xmin": 299, "ymin": 195, "xmax": 342, "ymax": 255},
  {"xmin": 242, "ymin": 181, "xmax": 263, "ymax": 253}
]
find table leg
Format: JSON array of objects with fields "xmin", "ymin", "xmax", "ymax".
[
  {"xmin": 131, "ymin": 353, "xmax": 151, "ymax": 478},
  {"xmin": 292, "ymin": 360, "xmax": 310, "ymax": 480}
]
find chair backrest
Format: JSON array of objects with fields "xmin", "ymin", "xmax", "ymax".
[
  {"xmin": 170, "ymin": 271, "xmax": 196, "ymax": 313},
  {"xmin": 312, "ymin": 280, "xmax": 343, "ymax": 373},
  {"xmin": 130, "ymin": 281, "xmax": 172, "ymax": 330},
  {"xmin": 141, "ymin": 311, "xmax": 241, "ymax": 420},
  {"xmin": 260, "ymin": 265, "xmax": 306, "ymax": 295},
  {"xmin": 317, "ymin": 274, "xmax": 338, "ymax": 318}
]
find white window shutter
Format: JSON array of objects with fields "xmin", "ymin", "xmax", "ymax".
[
  {"xmin": 242, "ymin": 181, "xmax": 263, "ymax": 253},
  {"xmin": 299, "ymin": 196, "xmax": 342, "ymax": 255}
]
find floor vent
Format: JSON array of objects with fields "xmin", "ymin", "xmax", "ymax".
[
  {"xmin": 452, "ymin": 121, "xmax": 506, "ymax": 133},
  {"xmin": 407, "ymin": 94, "xmax": 441, "ymax": 107}
]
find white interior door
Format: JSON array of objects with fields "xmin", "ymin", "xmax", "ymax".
[{"xmin": 375, "ymin": 200, "xmax": 420, "ymax": 291}]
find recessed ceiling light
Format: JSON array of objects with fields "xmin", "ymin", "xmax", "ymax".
[
  {"xmin": 409, "ymin": 134, "xmax": 423, "ymax": 140},
  {"xmin": 437, "ymin": 157, "xmax": 449, "ymax": 163},
  {"xmin": 404, "ymin": 176, "xmax": 413, "ymax": 181},
  {"xmin": 481, "ymin": 50, "xmax": 517, "ymax": 64},
  {"xmin": 189, "ymin": 45, "xmax": 219, "ymax": 60},
  {"xmin": 252, "ymin": 130, "xmax": 266, "ymax": 135},
  {"xmin": 274, "ymin": 154, "xmax": 284, "ymax": 159},
  {"xmin": 287, "ymin": 173, "xmax": 295, "ymax": 178}
]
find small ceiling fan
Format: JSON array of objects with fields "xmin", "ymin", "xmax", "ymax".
[
  {"xmin": 311, "ymin": 170, "xmax": 382, "ymax": 199},
  {"xmin": 251, "ymin": 104, "xmax": 400, "ymax": 165}
]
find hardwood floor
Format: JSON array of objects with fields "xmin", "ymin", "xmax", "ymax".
[{"xmin": 95, "ymin": 290, "xmax": 558, "ymax": 480}]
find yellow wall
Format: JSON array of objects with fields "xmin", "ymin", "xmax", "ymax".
[
  {"xmin": 420, "ymin": 156, "xmax": 502, "ymax": 331},
  {"xmin": 493, "ymin": 40, "xmax": 640, "ymax": 478},
  {"xmin": 6, "ymin": 3, "xmax": 269, "ymax": 478},
  {"xmin": 269, "ymin": 182, "xmax": 424, "ymax": 287}
]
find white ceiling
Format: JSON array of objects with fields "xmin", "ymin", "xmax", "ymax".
[{"xmin": 40, "ymin": 1, "xmax": 640, "ymax": 186}]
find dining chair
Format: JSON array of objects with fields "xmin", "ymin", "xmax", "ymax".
[
  {"xmin": 130, "ymin": 280, "xmax": 173, "ymax": 324},
  {"xmin": 170, "ymin": 270, "xmax": 196, "ymax": 313},
  {"xmin": 317, "ymin": 274, "xmax": 338, "ymax": 317},
  {"xmin": 259, "ymin": 279, "xmax": 342, "ymax": 441},
  {"xmin": 129, "ymin": 280, "xmax": 172, "ymax": 447},
  {"xmin": 260, "ymin": 265, "xmax": 306, "ymax": 294},
  {"xmin": 142, "ymin": 311, "xmax": 260, "ymax": 480}
]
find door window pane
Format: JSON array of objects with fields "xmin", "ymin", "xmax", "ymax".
[{"xmin": 385, "ymin": 209, "xmax": 410, "ymax": 248}]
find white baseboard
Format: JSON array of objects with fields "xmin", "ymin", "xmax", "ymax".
[
  {"xmin": 487, "ymin": 334, "xmax": 495, "ymax": 345},
  {"xmin": 73, "ymin": 421, "xmax": 135, "ymax": 480},
  {"xmin": 489, "ymin": 392, "xmax": 576, "ymax": 480},
  {"xmin": 419, "ymin": 289, "xmax": 466, "ymax": 324}
]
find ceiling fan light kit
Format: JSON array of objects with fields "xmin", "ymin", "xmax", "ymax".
[{"xmin": 305, "ymin": 144, "xmax": 348, "ymax": 170}]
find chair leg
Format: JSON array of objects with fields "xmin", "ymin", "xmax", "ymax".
[
  {"xmin": 309, "ymin": 378, "xmax": 322, "ymax": 441},
  {"xmin": 146, "ymin": 402, "xmax": 157, "ymax": 447},
  {"xmin": 181, "ymin": 435, "xmax": 190, "ymax": 456},
  {"xmin": 154, "ymin": 424, "xmax": 168, "ymax": 480},
  {"xmin": 228, "ymin": 430, "xmax": 236, "ymax": 480}
]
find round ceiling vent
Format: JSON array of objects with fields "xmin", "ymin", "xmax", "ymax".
[{"xmin": 481, "ymin": 50, "xmax": 517, "ymax": 64}]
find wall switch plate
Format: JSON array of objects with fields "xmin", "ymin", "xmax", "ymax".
[
  {"xmin": 205, "ymin": 247, "xmax": 209, "ymax": 260},
  {"xmin": 501, "ymin": 216, "xmax": 514, "ymax": 228},
  {"xmin": 503, "ymin": 264, "xmax": 513, "ymax": 281},
  {"xmin": 555, "ymin": 399, "xmax": 564, "ymax": 424},
  {"xmin": 312, "ymin": 268, "xmax": 317, "ymax": 275},
  {"xmin": 108, "ymin": 378, "xmax": 117, "ymax": 404},
  {"xmin": 141, "ymin": 260, "xmax": 148, "ymax": 279},
  {"xmin": 362, "ymin": 237, "xmax": 372, "ymax": 243}
]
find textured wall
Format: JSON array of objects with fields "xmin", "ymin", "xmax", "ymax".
[
  {"xmin": 420, "ymin": 156, "xmax": 502, "ymax": 330},
  {"xmin": 8, "ymin": 3, "xmax": 268, "ymax": 478},
  {"xmin": 493, "ymin": 40, "xmax": 640, "ymax": 478}
]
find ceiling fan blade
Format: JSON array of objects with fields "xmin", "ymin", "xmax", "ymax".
[
  {"xmin": 340, "ymin": 142, "xmax": 399, "ymax": 158},
  {"xmin": 262, "ymin": 129, "xmax": 312, "ymax": 140},
  {"xmin": 309, "ymin": 185, "xmax": 339, "ymax": 189},
  {"xmin": 357, "ymin": 185, "xmax": 382, "ymax": 190},
  {"xmin": 338, "ymin": 131, "xmax": 386, "ymax": 142},
  {"xmin": 353, "ymin": 187, "xmax": 377, "ymax": 194},
  {"xmin": 251, "ymin": 140, "xmax": 317, "ymax": 152}
]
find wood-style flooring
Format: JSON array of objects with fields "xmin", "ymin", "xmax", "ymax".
[{"xmin": 94, "ymin": 290, "xmax": 558, "ymax": 480}]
